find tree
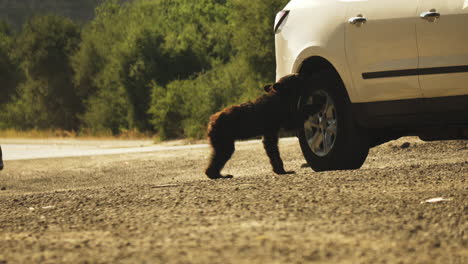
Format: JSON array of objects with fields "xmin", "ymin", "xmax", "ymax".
[
  {"xmin": 1, "ymin": 0, "xmax": 290, "ymax": 138},
  {"xmin": 4, "ymin": 15, "xmax": 81, "ymax": 130},
  {"xmin": 73, "ymin": 0, "xmax": 233, "ymax": 134},
  {"xmin": 228, "ymin": 0, "xmax": 289, "ymax": 82},
  {"xmin": 0, "ymin": 20, "xmax": 22, "ymax": 108},
  {"xmin": 148, "ymin": 0, "xmax": 290, "ymax": 139}
]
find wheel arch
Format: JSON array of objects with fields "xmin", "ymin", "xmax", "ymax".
[{"xmin": 294, "ymin": 55, "xmax": 358, "ymax": 103}]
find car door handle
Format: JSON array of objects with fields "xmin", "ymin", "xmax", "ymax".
[
  {"xmin": 348, "ymin": 16, "xmax": 367, "ymax": 25},
  {"xmin": 420, "ymin": 11, "xmax": 440, "ymax": 20}
]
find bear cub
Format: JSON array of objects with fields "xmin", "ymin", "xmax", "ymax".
[
  {"xmin": 0, "ymin": 146, "xmax": 3, "ymax": 170},
  {"xmin": 205, "ymin": 74, "xmax": 317, "ymax": 179}
]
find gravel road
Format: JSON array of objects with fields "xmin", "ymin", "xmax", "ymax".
[{"xmin": 0, "ymin": 137, "xmax": 466, "ymax": 263}]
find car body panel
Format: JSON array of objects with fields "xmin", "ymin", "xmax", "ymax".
[
  {"xmin": 276, "ymin": 0, "xmax": 468, "ymax": 118},
  {"xmin": 345, "ymin": 0, "xmax": 423, "ymax": 102},
  {"xmin": 275, "ymin": 0, "xmax": 359, "ymax": 101},
  {"xmin": 417, "ymin": 0, "xmax": 468, "ymax": 98}
]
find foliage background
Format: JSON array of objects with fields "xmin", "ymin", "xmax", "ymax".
[{"xmin": 0, "ymin": 0, "xmax": 289, "ymax": 139}]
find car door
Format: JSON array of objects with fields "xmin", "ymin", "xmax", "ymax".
[
  {"xmin": 416, "ymin": 0, "xmax": 468, "ymax": 98},
  {"xmin": 345, "ymin": 0, "xmax": 423, "ymax": 103}
]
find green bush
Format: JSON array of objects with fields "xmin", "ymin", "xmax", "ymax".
[
  {"xmin": 149, "ymin": 58, "xmax": 265, "ymax": 140},
  {"xmin": 2, "ymin": 15, "xmax": 81, "ymax": 130},
  {"xmin": 229, "ymin": 0, "xmax": 288, "ymax": 81},
  {"xmin": 1, "ymin": 0, "xmax": 290, "ymax": 138},
  {"xmin": 148, "ymin": 0, "xmax": 289, "ymax": 139},
  {"xmin": 73, "ymin": 0, "xmax": 233, "ymax": 134},
  {"xmin": 0, "ymin": 20, "xmax": 22, "ymax": 109}
]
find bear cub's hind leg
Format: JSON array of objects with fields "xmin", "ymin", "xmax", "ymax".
[{"xmin": 205, "ymin": 139, "xmax": 235, "ymax": 179}]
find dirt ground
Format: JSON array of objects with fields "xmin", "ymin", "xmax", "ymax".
[{"xmin": 0, "ymin": 137, "xmax": 466, "ymax": 263}]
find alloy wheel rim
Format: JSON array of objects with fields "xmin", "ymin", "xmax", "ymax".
[{"xmin": 303, "ymin": 91, "xmax": 337, "ymax": 157}]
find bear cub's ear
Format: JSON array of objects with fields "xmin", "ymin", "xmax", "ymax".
[
  {"xmin": 271, "ymin": 83, "xmax": 283, "ymax": 93},
  {"xmin": 264, "ymin": 82, "xmax": 284, "ymax": 93},
  {"xmin": 264, "ymin": 84, "xmax": 273, "ymax": 93}
]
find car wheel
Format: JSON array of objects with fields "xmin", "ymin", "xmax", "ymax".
[{"xmin": 297, "ymin": 74, "xmax": 369, "ymax": 171}]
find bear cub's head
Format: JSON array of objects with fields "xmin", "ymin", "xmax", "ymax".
[{"xmin": 263, "ymin": 73, "xmax": 305, "ymax": 99}]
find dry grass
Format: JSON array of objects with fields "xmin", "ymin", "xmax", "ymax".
[{"xmin": 0, "ymin": 129, "xmax": 156, "ymax": 140}]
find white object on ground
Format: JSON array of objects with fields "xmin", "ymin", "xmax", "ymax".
[{"xmin": 421, "ymin": 197, "xmax": 453, "ymax": 204}]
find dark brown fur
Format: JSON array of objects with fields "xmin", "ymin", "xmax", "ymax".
[
  {"xmin": 205, "ymin": 74, "xmax": 305, "ymax": 179},
  {"xmin": 0, "ymin": 146, "xmax": 3, "ymax": 170}
]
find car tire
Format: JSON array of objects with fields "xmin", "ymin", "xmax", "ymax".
[{"xmin": 297, "ymin": 73, "xmax": 369, "ymax": 171}]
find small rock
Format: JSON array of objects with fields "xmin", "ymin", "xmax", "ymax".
[
  {"xmin": 400, "ymin": 142, "xmax": 411, "ymax": 149},
  {"xmin": 416, "ymin": 212, "xmax": 424, "ymax": 220},
  {"xmin": 0, "ymin": 187, "xmax": 6, "ymax": 191}
]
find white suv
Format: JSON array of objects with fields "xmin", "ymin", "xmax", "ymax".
[{"xmin": 275, "ymin": 0, "xmax": 468, "ymax": 171}]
